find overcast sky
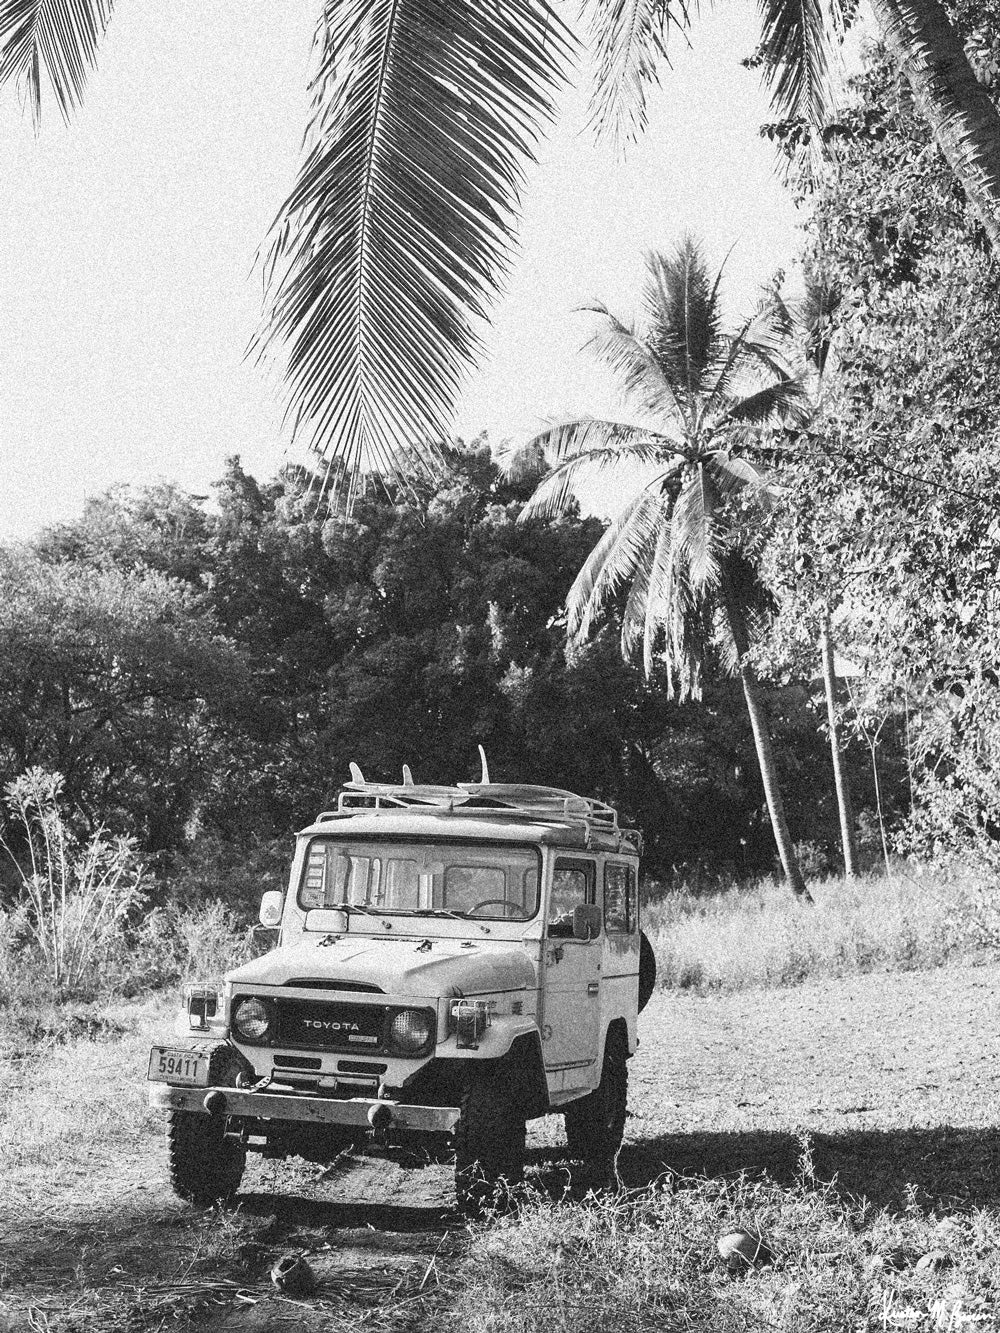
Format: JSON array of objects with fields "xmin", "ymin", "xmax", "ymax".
[{"xmin": 0, "ymin": 0, "xmax": 799, "ymax": 540}]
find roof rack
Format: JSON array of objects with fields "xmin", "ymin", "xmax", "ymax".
[{"xmin": 316, "ymin": 761, "xmax": 642, "ymax": 854}]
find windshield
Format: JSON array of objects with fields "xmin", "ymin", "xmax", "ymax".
[{"xmin": 298, "ymin": 838, "xmax": 541, "ymax": 921}]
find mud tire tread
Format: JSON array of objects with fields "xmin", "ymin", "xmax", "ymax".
[
  {"xmin": 167, "ymin": 1109, "xmax": 246, "ymax": 1206},
  {"xmin": 454, "ymin": 1071, "xmax": 526, "ymax": 1213}
]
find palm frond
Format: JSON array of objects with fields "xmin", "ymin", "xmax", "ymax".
[
  {"xmin": 567, "ymin": 484, "xmax": 667, "ymax": 640},
  {"xmin": 256, "ymin": 0, "xmax": 574, "ymax": 499},
  {"xmin": 581, "ymin": 307, "xmax": 688, "ymax": 425},
  {"xmin": 581, "ymin": 0, "xmax": 689, "ymax": 147},
  {"xmin": 672, "ymin": 461, "xmax": 721, "ymax": 593},
  {"xmin": 717, "ymin": 376, "xmax": 812, "ymax": 427},
  {"xmin": 644, "ymin": 239, "xmax": 724, "ymax": 397},
  {"xmin": 620, "ymin": 531, "xmax": 655, "ymax": 659},
  {"xmin": 703, "ymin": 450, "xmax": 778, "ymax": 511},
  {"xmin": 0, "ymin": 0, "xmax": 113, "ymax": 127},
  {"xmin": 755, "ymin": 0, "xmax": 839, "ymax": 125},
  {"xmin": 519, "ymin": 428, "xmax": 678, "ymax": 520},
  {"xmin": 703, "ymin": 294, "xmax": 801, "ymax": 401},
  {"xmin": 513, "ymin": 416, "xmax": 680, "ymax": 475},
  {"xmin": 639, "ymin": 518, "xmax": 709, "ymax": 695}
]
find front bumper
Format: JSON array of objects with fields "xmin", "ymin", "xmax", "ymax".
[{"xmin": 149, "ymin": 1082, "xmax": 460, "ymax": 1133}]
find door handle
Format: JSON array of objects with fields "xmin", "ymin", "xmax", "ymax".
[{"xmin": 587, "ymin": 982, "xmax": 599, "ymax": 995}]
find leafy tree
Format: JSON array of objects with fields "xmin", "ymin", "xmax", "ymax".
[
  {"xmin": 507, "ymin": 238, "xmax": 814, "ymax": 896},
  {"xmin": 28, "ymin": 446, "xmax": 846, "ymax": 880},
  {"xmin": 771, "ymin": 23, "xmax": 1000, "ymax": 862},
  {"xmin": 0, "ymin": 551, "xmax": 251, "ymax": 850}
]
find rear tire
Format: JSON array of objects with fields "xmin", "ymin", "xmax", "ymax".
[
  {"xmin": 638, "ymin": 931, "xmax": 657, "ymax": 1013},
  {"xmin": 167, "ymin": 1110, "xmax": 246, "ymax": 1205},
  {"xmin": 454, "ymin": 1070, "xmax": 526, "ymax": 1214},
  {"xmin": 564, "ymin": 1029, "xmax": 627, "ymax": 1166}
]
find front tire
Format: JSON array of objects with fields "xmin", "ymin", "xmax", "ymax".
[
  {"xmin": 454, "ymin": 1070, "xmax": 526, "ymax": 1213},
  {"xmin": 167, "ymin": 1110, "xmax": 246, "ymax": 1205},
  {"xmin": 564, "ymin": 1029, "xmax": 628, "ymax": 1167}
]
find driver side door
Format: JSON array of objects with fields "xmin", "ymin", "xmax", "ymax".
[{"xmin": 541, "ymin": 856, "xmax": 602, "ymax": 1093}]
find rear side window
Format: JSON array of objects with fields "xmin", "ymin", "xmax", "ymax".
[{"xmin": 605, "ymin": 862, "xmax": 637, "ymax": 933}]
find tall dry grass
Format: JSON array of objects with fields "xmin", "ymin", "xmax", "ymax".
[
  {"xmin": 447, "ymin": 1161, "xmax": 1000, "ymax": 1333},
  {"xmin": 645, "ymin": 865, "xmax": 1000, "ymax": 993}
]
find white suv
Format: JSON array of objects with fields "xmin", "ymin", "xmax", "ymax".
[{"xmin": 148, "ymin": 766, "xmax": 657, "ymax": 1209}]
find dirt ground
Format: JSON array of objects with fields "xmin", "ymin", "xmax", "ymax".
[{"xmin": 3, "ymin": 960, "xmax": 1000, "ymax": 1331}]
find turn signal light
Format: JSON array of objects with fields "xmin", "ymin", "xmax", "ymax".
[
  {"xmin": 183, "ymin": 985, "xmax": 219, "ymax": 1031},
  {"xmin": 449, "ymin": 999, "xmax": 496, "ymax": 1049}
]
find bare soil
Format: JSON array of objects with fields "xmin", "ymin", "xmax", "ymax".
[{"xmin": 2, "ymin": 960, "xmax": 999, "ymax": 1331}]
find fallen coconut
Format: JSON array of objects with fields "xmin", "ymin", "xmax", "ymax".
[
  {"xmin": 270, "ymin": 1254, "xmax": 317, "ymax": 1296},
  {"xmin": 915, "ymin": 1250, "xmax": 952, "ymax": 1274},
  {"xmin": 717, "ymin": 1229, "xmax": 774, "ymax": 1273}
]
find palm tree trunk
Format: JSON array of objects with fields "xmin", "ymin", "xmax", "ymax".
[
  {"xmin": 820, "ymin": 615, "xmax": 859, "ymax": 879},
  {"xmin": 870, "ymin": 0, "xmax": 1000, "ymax": 260},
  {"xmin": 721, "ymin": 578, "xmax": 812, "ymax": 902}
]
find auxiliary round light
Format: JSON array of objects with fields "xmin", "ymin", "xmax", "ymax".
[
  {"xmin": 388, "ymin": 1008, "xmax": 434, "ymax": 1055},
  {"xmin": 231, "ymin": 996, "xmax": 274, "ymax": 1043}
]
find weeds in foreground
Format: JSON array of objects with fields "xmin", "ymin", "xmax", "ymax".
[
  {"xmin": 450, "ymin": 1162, "xmax": 1000, "ymax": 1332},
  {"xmin": 645, "ymin": 865, "xmax": 1000, "ymax": 993},
  {"xmin": 0, "ymin": 769, "xmax": 146, "ymax": 996}
]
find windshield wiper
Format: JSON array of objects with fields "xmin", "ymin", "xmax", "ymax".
[
  {"xmin": 408, "ymin": 908, "xmax": 469, "ymax": 921},
  {"xmin": 329, "ymin": 901, "xmax": 381, "ymax": 916}
]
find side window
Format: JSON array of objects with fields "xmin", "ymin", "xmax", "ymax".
[
  {"xmin": 626, "ymin": 864, "xmax": 638, "ymax": 933},
  {"xmin": 604, "ymin": 862, "xmax": 629, "ymax": 933},
  {"xmin": 548, "ymin": 859, "xmax": 595, "ymax": 938}
]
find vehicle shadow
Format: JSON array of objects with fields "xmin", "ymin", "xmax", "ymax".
[
  {"xmin": 236, "ymin": 1190, "xmax": 456, "ymax": 1233},
  {"xmin": 527, "ymin": 1124, "xmax": 1000, "ymax": 1213}
]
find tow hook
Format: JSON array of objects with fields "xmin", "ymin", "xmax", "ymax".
[{"xmin": 367, "ymin": 1101, "xmax": 395, "ymax": 1142}]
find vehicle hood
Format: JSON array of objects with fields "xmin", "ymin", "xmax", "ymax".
[{"xmin": 226, "ymin": 934, "xmax": 537, "ymax": 997}]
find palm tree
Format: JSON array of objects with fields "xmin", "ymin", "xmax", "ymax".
[
  {"xmin": 505, "ymin": 238, "xmax": 813, "ymax": 899},
  {"xmin": 4, "ymin": 0, "xmax": 1000, "ymax": 493}
]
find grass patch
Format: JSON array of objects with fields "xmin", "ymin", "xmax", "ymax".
[
  {"xmin": 645, "ymin": 866, "xmax": 1000, "ymax": 992},
  {"xmin": 449, "ymin": 1167, "xmax": 1000, "ymax": 1332}
]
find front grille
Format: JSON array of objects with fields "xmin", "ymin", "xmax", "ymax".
[
  {"xmin": 273, "ymin": 1054, "xmax": 322, "ymax": 1070},
  {"xmin": 274, "ymin": 998, "xmax": 387, "ymax": 1052}
]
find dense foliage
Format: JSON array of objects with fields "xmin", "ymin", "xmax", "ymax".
[
  {"xmin": 773, "ymin": 4, "xmax": 1000, "ymax": 865},
  {"xmin": 0, "ymin": 445, "xmax": 860, "ymax": 899}
]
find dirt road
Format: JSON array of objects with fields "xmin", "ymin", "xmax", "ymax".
[{"xmin": 4, "ymin": 961, "xmax": 1000, "ymax": 1331}]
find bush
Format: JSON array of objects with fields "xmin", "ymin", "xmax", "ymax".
[
  {"xmin": 644, "ymin": 864, "xmax": 1000, "ymax": 993},
  {"xmin": 115, "ymin": 901, "xmax": 254, "ymax": 995},
  {"xmin": 0, "ymin": 769, "xmax": 146, "ymax": 997}
]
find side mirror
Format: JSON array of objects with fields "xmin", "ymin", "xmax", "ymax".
[
  {"xmin": 573, "ymin": 903, "xmax": 602, "ymax": 941},
  {"xmin": 259, "ymin": 890, "xmax": 284, "ymax": 928}
]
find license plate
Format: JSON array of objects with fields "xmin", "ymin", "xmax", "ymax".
[{"xmin": 147, "ymin": 1047, "xmax": 210, "ymax": 1086}]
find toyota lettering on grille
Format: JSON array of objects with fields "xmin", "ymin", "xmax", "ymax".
[{"xmin": 273, "ymin": 999, "xmax": 386, "ymax": 1050}]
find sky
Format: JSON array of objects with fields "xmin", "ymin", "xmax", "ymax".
[{"xmin": 0, "ymin": 0, "xmax": 801, "ymax": 540}]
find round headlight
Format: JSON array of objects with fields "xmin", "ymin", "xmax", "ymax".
[
  {"xmin": 388, "ymin": 1008, "xmax": 434, "ymax": 1055},
  {"xmin": 231, "ymin": 996, "xmax": 274, "ymax": 1042}
]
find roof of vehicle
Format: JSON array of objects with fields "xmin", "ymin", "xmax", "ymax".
[{"xmin": 297, "ymin": 772, "xmax": 642, "ymax": 856}]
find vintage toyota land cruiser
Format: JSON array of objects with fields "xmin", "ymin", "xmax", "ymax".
[{"xmin": 148, "ymin": 761, "xmax": 656, "ymax": 1209}]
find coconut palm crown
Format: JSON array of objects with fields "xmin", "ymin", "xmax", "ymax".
[
  {"xmin": 507, "ymin": 237, "xmax": 813, "ymax": 896},
  {"xmin": 508, "ymin": 238, "xmax": 809, "ymax": 692}
]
